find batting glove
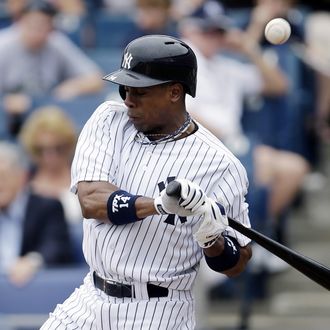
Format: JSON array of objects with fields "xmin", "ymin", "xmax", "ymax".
[
  {"xmin": 176, "ymin": 179, "xmax": 207, "ymax": 212},
  {"xmin": 154, "ymin": 179, "xmax": 207, "ymax": 217},
  {"xmin": 193, "ymin": 198, "xmax": 228, "ymax": 248}
]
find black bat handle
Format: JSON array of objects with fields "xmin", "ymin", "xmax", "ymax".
[
  {"xmin": 166, "ymin": 181, "xmax": 182, "ymax": 198},
  {"xmin": 165, "ymin": 180, "xmax": 330, "ymax": 291}
]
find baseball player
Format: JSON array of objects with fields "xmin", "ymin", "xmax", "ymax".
[{"xmin": 41, "ymin": 35, "xmax": 252, "ymax": 329}]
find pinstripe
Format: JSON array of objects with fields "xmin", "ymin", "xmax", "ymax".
[
  {"xmin": 163, "ymin": 299, "xmax": 178, "ymax": 330},
  {"xmin": 197, "ymin": 147, "xmax": 218, "ymax": 185},
  {"xmin": 53, "ymin": 322, "xmax": 61, "ymax": 329},
  {"xmin": 114, "ymin": 223, "xmax": 137, "ymax": 282},
  {"xmin": 183, "ymin": 144, "xmax": 211, "ymax": 181},
  {"xmin": 100, "ymin": 303, "xmax": 105, "ymax": 330},
  {"xmin": 39, "ymin": 101, "xmax": 253, "ymax": 329},
  {"xmin": 91, "ymin": 118, "xmax": 109, "ymax": 179},
  {"xmin": 115, "ymin": 301, "xmax": 121, "ymax": 329},
  {"xmin": 99, "ymin": 225, "xmax": 116, "ymax": 273},
  {"xmin": 72, "ymin": 283, "xmax": 98, "ymax": 326},
  {"xmin": 161, "ymin": 216, "xmax": 189, "ymax": 279},
  {"xmin": 73, "ymin": 103, "xmax": 250, "ymax": 285},
  {"xmin": 62, "ymin": 291, "xmax": 85, "ymax": 319},
  {"xmin": 93, "ymin": 224, "xmax": 106, "ymax": 274},
  {"xmin": 123, "ymin": 305, "xmax": 132, "ymax": 329},
  {"xmin": 153, "ymin": 223, "xmax": 178, "ymax": 281},
  {"xmin": 137, "ymin": 302, "xmax": 149, "ymax": 330},
  {"xmin": 81, "ymin": 111, "xmax": 108, "ymax": 181},
  {"xmin": 126, "ymin": 220, "xmax": 152, "ymax": 280},
  {"xmin": 172, "ymin": 297, "xmax": 185, "ymax": 330},
  {"xmin": 71, "ymin": 104, "xmax": 104, "ymax": 183},
  {"xmin": 223, "ymin": 176, "xmax": 237, "ymax": 216},
  {"xmin": 43, "ymin": 317, "xmax": 57, "ymax": 329},
  {"xmin": 66, "ymin": 292, "xmax": 89, "ymax": 322},
  {"xmin": 146, "ymin": 300, "xmax": 159, "ymax": 329},
  {"xmin": 155, "ymin": 300, "xmax": 169, "ymax": 329},
  {"xmin": 120, "ymin": 144, "xmax": 146, "ymax": 189},
  {"xmin": 136, "ymin": 216, "xmax": 161, "ymax": 283},
  {"xmin": 77, "ymin": 294, "xmax": 94, "ymax": 329},
  {"xmin": 130, "ymin": 300, "xmax": 140, "ymax": 329},
  {"xmin": 106, "ymin": 224, "xmax": 129, "ymax": 281}
]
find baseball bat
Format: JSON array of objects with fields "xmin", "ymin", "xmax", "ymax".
[{"xmin": 166, "ymin": 181, "xmax": 330, "ymax": 291}]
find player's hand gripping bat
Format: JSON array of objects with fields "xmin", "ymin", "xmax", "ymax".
[{"xmin": 166, "ymin": 180, "xmax": 330, "ymax": 291}]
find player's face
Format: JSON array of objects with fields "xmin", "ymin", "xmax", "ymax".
[{"xmin": 124, "ymin": 83, "xmax": 181, "ymax": 134}]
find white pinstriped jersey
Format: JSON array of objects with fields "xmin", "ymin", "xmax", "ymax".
[{"xmin": 71, "ymin": 100, "xmax": 251, "ymax": 290}]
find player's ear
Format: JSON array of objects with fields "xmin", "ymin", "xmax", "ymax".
[
  {"xmin": 169, "ymin": 83, "xmax": 184, "ymax": 103},
  {"xmin": 119, "ymin": 85, "xmax": 126, "ymax": 100}
]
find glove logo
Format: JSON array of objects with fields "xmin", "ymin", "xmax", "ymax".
[
  {"xmin": 226, "ymin": 237, "xmax": 238, "ymax": 254},
  {"xmin": 158, "ymin": 177, "xmax": 187, "ymax": 225}
]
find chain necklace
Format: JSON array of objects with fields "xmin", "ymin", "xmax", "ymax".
[{"xmin": 135, "ymin": 112, "xmax": 192, "ymax": 145}]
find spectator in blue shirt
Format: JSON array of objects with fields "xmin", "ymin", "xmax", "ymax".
[{"xmin": 0, "ymin": 0, "xmax": 103, "ymax": 116}]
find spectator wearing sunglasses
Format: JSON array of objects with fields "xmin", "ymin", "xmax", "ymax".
[{"xmin": 19, "ymin": 105, "xmax": 82, "ymax": 224}]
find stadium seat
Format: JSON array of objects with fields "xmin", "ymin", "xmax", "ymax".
[
  {"xmin": 69, "ymin": 222, "xmax": 86, "ymax": 264},
  {"xmin": 0, "ymin": 267, "xmax": 88, "ymax": 314},
  {"xmin": 0, "ymin": 90, "xmax": 116, "ymax": 139},
  {"xmin": 91, "ymin": 11, "xmax": 136, "ymax": 49},
  {"xmin": 227, "ymin": 7, "xmax": 251, "ymax": 29},
  {"xmin": 0, "ymin": 108, "xmax": 9, "ymax": 140},
  {"xmin": 29, "ymin": 92, "xmax": 107, "ymax": 132},
  {"xmin": 84, "ymin": 48, "xmax": 122, "ymax": 73},
  {"xmin": 242, "ymin": 44, "xmax": 316, "ymax": 162}
]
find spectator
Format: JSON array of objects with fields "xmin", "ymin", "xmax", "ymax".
[
  {"xmin": 49, "ymin": 0, "xmax": 87, "ymax": 45},
  {"xmin": 51, "ymin": 0, "xmax": 85, "ymax": 17},
  {"xmin": 132, "ymin": 0, "xmax": 178, "ymax": 40},
  {"xmin": 246, "ymin": 0, "xmax": 305, "ymax": 45},
  {"xmin": 179, "ymin": 0, "xmax": 310, "ymax": 225},
  {"xmin": 245, "ymin": 1, "xmax": 323, "ymax": 170},
  {"xmin": 170, "ymin": 0, "xmax": 205, "ymax": 20},
  {"xmin": 19, "ymin": 105, "xmax": 82, "ymax": 224},
  {"xmin": 0, "ymin": 0, "xmax": 103, "ymax": 116},
  {"xmin": 0, "ymin": 141, "xmax": 73, "ymax": 287},
  {"xmin": 101, "ymin": 0, "xmax": 135, "ymax": 14},
  {"xmin": 301, "ymin": 11, "xmax": 330, "ymax": 143},
  {"xmin": 0, "ymin": 0, "xmax": 28, "ymax": 28}
]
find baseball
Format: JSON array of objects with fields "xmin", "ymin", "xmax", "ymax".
[{"xmin": 264, "ymin": 18, "xmax": 291, "ymax": 45}]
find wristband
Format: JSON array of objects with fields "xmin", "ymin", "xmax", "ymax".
[
  {"xmin": 107, "ymin": 190, "xmax": 141, "ymax": 225},
  {"xmin": 204, "ymin": 235, "xmax": 241, "ymax": 272}
]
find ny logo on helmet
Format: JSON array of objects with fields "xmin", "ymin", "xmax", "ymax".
[{"xmin": 122, "ymin": 52, "xmax": 133, "ymax": 69}]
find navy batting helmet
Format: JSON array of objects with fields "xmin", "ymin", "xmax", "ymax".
[{"xmin": 103, "ymin": 35, "xmax": 197, "ymax": 98}]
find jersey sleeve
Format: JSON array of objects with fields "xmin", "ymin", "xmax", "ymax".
[
  {"xmin": 70, "ymin": 102, "xmax": 126, "ymax": 193},
  {"xmin": 214, "ymin": 157, "xmax": 251, "ymax": 247}
]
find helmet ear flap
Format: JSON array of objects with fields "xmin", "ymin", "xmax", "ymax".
[{"xmin": 119, "ymin": 85, "xmax": 126, "ymax": 100}]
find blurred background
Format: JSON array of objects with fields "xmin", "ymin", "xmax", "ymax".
[{"xmin": 0, "ymin": 0, "xmax": 329, "ymax": 329}]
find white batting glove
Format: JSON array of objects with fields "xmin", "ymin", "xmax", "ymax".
[
  {"xmin": 193, "ymin": 198, "xmax": 228, "ymax": 248},
  {"xmin": 154, "ymin": 179, "xmax": 207, "ymax": 217},
  {"xmin": 176, "ymin": 179, "xmax": 207, "ymax": 212}
]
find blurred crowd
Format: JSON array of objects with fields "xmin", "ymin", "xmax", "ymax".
[{"xmin": 0, "ymin": 0, "xmax": 329, "ymax": 329}]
